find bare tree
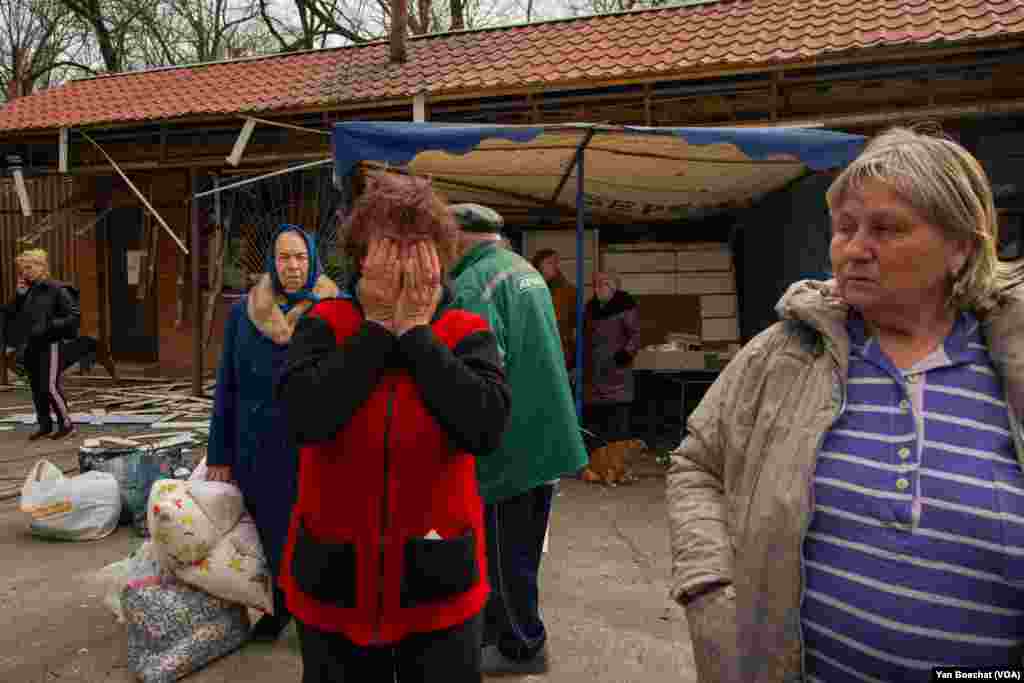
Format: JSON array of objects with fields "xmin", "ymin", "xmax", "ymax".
[
  {"xmin": 566, "ymin": 0, "xmax": 669, "ymax": 15},
  {"xmin": 259, "ymin": 0, "xmax": 376, "ymax": 51},
  {"xmin": 0, "ymin": 0, "xmax": 91, "ymax": 100},
  {"xmin": 54, "ymin": 0, "xmax": 158, "ymax": 72},
  {"xmin": 133, "ymin": 0, "xmax": 269, "ymax": 64}
]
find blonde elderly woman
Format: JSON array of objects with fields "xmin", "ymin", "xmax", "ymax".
[
  {"xmin": 3, "ymin": 250, "xmax": 80, "ymax": 440},
  {"xmin": 667, "ymin": 127, "xmax": 1024, "ymax": 683}
]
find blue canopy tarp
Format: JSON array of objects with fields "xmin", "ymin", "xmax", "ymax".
[
  {"xmin": 332, "ymin": 122, "xmax": 866, "ymax": 221},
  {"xmin": 331, "ymin": 121, "xmax": 866, "ymax": 417}
]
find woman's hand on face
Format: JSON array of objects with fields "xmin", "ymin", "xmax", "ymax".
[
  {"xmin": 358, "ymin": 237, "xmax": 402, "ymax": 330},
  {"xmin": 206, "ymin": 465, "xmax": 232, "ymax": 482},
  {"xmin": 394, "ymin": 242, "xmax": 442, "ymax": 336}
]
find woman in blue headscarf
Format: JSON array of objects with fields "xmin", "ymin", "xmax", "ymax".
[{"xmin": 207, "ymin": 224, "xmax": 340, "ymax": 641}]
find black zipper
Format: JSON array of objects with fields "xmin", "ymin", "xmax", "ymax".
[{"xmin": 375, "ymin": 380, "xmax": 397, "ymax": 644}]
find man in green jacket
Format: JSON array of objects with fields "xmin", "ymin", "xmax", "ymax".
[{"xmin": 449, "ymin": 204, "xmax": 588, "ymax": 674}]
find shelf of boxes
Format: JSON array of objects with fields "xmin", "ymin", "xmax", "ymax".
[{"xmin": 602, "ymin": 241, "xmax": 740, "ymax": 345}]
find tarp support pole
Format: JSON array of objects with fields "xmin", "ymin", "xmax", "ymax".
[
  {"xmin": 574, "ymin": 147, "xmax": 586, "ymax": 420},
  {"xmin": 550, "ymin": 130, "xmax": 595, "ymax": 204}
]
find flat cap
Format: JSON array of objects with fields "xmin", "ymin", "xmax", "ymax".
[{"xmin": 451, "ymin": 203, "xmax": 504, "ymax": 233}]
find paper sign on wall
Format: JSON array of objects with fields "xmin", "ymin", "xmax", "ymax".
[{"xmin": 126, "ymin": 250, "xmax": 143, "ymax": 285}]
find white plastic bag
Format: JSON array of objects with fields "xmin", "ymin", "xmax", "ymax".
[
  {"xmin": 20, "ymin": 459, "xmax": 121, "ymax": 541},
  {"xmin": 82, "ymin": 540, "xmax": 165, "ymax": 622},
  {"xmin": 176, "ymin": 513, "xmax": 274, "ymax": 613},
  {"xmin": 147, "ymin": 478, "xmax": 244, "ymax": 571}
]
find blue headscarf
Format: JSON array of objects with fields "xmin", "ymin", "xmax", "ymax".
[{"xmin": 266, "ymin": 224, "xmax": 321, "ymax": 313}]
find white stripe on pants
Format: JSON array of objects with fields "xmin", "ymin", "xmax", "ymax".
[{"xmin": 48, "ymin": 343, "xmax": 70, "ymax": 428}]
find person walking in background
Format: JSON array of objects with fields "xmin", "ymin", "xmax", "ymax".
[
  {"xmin": 449, "ymin": 204, "xmax": 589, "ymax": 674},
  {"xmin": 1, "ymin": 267, "xmax": 30, "ymax": 369},
  {"xmin": 532, "ymin": 248, "xmax": 577, "ymax": 368},
  {"xmin": 666, "ymin": 127, "xmax": 1024, "ymax": 683},
  {"xmin": 276, "ymin": 175, "xmax": 511, "ymax": 683},
  {"xmin": 578, "ymin": 270, "xmax": 641, "ymax": 449},
  {"xmin": 8, "ymin": 249, "xmax": 80, "ymax": 441},
  {"xmin": 206, "ymin": 224, "xmax": 340, "ymax": 642}
]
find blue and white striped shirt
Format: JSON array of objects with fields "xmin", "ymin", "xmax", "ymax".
[{"xmin": 802, "ymin": 312, "xmax": 1024, "ymax": 682}]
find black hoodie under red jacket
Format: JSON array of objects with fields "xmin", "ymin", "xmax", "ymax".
[{"xmin": 275, "ymin": 287, "xmax": 510, "ymax": 645}]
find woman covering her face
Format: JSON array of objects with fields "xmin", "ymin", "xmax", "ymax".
[
  {"xmin": 275, "ymin": 173, "xmax": 511, "ymax": 683},
  {"xmin": 666, "ymin": 127, "xmax": 1024, "ymax": 683},
  {"xmin": 206, "ymin": 224, "xmax": 340, "ymax": 641}
]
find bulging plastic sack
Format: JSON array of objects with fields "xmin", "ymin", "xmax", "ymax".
[
  {"xmin": 176, "ymin": 513, "xmax": 274, "ymax": 613},
  {"xmin": 20, "ymin": 459, "xmax": 121, "ymax": 541},
  {"xmin": 123, "ymin": 576, "xmax": 250, "ymax": 683},
  {"xmin": 147, "ymin": 479, "xmax": 244, "ymax": 572},
  {"xmin": 82, "ymin": 540, "xmax": 165, "ymax": 622}
]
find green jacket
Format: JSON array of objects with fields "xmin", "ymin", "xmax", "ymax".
[{"xmin": 449, "ymin": 241, "xmax": 588, "ymax": 503}]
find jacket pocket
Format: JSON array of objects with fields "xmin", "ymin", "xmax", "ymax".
[
  {"xmin": 291, "ymin": 519, "xmax": 357, "ymax": 608},
  {"xmin": 400, "ymin": 529, "xmax": 479, "ymax": 608}
]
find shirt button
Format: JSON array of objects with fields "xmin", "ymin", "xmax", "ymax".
[
  {"xmin": 898, "ymin": 447, "xmax": 911, "ymax": 459},
  {"xmin": 899, "ymin": 399, "xmax": 910, "ymax": 411},
  {"xmin": 896, "ymin": 478, "xmax": 910, "ymax": 491}
]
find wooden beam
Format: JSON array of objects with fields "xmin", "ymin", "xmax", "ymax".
[
  {"xmin": 190, "ymin": 168, "xmax": 203, "ymax": 398},
  {"xmin": 12, "ymin": 168, "xmax": 31, "ymax": 216},
  {"xmin": 644, "ymin": 83, "xmax": 652, "ymax": 126},
  {"xmin": 52, "ymin": 150, "xmax": 330, "ymax": 175},
  {"xmin": 81, "ymin": 131, "xmax": 188, "ymax": 255},
  {"xmin": 59, "ymin": 128, "xmax": 69, "ymax": 173},
  {"xmin": 95, "ymin": 209, "xmax": 111, "ymax": 364},
  {"xmin": 225, "ymin": 118, "xmax": 257, "ymax": 167},
  {"xmin": 770, "ymin": 72, "xmax": 780, "ymax": 121},
  {"xmin": 240, "ymin": 115, "xmax": 331, "ymax": 137},
  {"xmin": 727, "ymin": 97, "xmax": 1024, "ymax": 129}
]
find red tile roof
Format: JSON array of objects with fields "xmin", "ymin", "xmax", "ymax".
[{"xmin": 2, "ymin": 0, "xmax": 1022, "ymax": 132}]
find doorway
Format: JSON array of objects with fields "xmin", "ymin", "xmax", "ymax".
[{"xmin": 104, "ymin": 207, "xmax": 159, "ymax": 361}]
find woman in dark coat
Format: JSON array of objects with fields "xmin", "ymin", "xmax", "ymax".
[
  {"xmin": 206, "ymin": 224, "xmax": 339, "ymax": 641},
  {"xmin": 579, "ymin": 270, "xmax": 641, "ymax": 446}
]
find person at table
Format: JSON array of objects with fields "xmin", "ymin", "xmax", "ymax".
[
  {"xmin": 576, "ymin": 270, "xmax": 641, "ymax": 447},
  {"xmin": 666, "ymin": 126, "xmax": 1024, "ymax": 683}
]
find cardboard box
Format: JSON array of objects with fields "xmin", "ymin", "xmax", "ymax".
[
  {"xmin": 561, "ymin": 258, "xmax": 596, "ymax": 287},
  {"xmin": 677, "ymin": 273, "xmax": 735, "ymax": 295},
  {"xmin": 603, "ymin": 250, "xmax": 677, "ymax": 273},
  {"xmin": 701, "ymin": 317, "xmax": 740, "ymax": 342},
  {"xmin": 700, "ymin": 294, "xmax": 738, "ymax": 318},
  {"xmin": 633, "ymin": 349, "xmax": 727, "ymax": 371},
  {"xmin": 621, "ymin": 272, "xmax": 677, "ymax": 295},
  {"xmin": 676, "ymin": 248, "xmax": 733, "ymax": 272}
]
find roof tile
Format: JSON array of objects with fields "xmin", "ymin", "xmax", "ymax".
[{"xmin": 2, "ymin": 0, "xmax": 1022, "ymax": 132}]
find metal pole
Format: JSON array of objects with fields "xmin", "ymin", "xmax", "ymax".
[
  {"xmin": 190, "ymin": 169, "xmax": 203, "ymax": 397},
  {"xmin": 574, "ymin": 149, "xmax": 585, "ymax": 420}
]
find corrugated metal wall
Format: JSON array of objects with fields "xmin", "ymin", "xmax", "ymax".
[{"xmin": 0, "ymin": 175, "xmax": 85, "ymax": 302}]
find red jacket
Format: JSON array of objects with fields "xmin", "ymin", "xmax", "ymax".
[{"xmin": 276, "ymin": 289, "xmax": 510, "ymax": 646}]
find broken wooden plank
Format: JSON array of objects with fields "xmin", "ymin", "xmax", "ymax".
[
  {"xmin": 98, "ymin": 436, "xmax": 142, "ymax": 447},
  {"xmin": 150, "ymin": 421, "xmax": 209, "ymax": 429}
]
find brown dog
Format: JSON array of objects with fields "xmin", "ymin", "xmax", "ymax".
[{"xmin": 581, "ymin": 438, "xmax": 645, "ymax": 486}]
